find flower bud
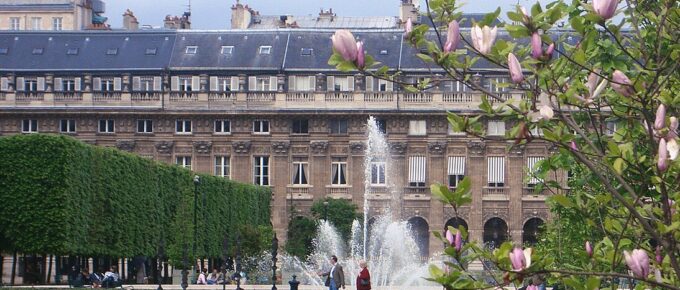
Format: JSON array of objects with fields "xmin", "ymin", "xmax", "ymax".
[
  {"xmin": 531, "ymin": 33, "xmax": 542, "ymax": 59},
  {"xmin": 624, "ymin": 249, "xmax": 650, "ymax": 279},
  {"xmin": 656, "ymin": 246, "xmax": 662, "ymax": 264},
  {"xmin": 454, "ymin": 230, "xmax": 463, "ymax": 252},
  {"xmin": 667, "ymin": 138, "xmax": 678, "ymax": 160},
  {"xmin": 593, "ymin": 0, "xmax": 618, "ymax": 20},
  {"xmin": 404, "ymin": 17, "xmax": 413, "ymax": 38},
  {"xmin": 668, "ymin": 117, "xmax": 678, "ymax": 139},
  {"xmin": 508, "ymin": 53, "xmax": 524, "ymax": 84},
  {"xmin": 356, "ymin": 41, "xmax": 365, "ymax": 68},
  {"xmin": 331, "ymin": 29, "xmax": 358, "ymax": 62},
  {"xmin": 585, "ymin": 241, "xmax": 593, "ymax": 257},
  {"xmin": 571, "ymin": 141, "xmax": 578, "ymax": 151},
  {"xmin": 611, "ymin": 70, "xmax": 634, "ymax": 97},
  {"xmin": 545, "ymin": 43, "xmax": 555, "ymax": 58},
  {"xmin": 520, "ymin": 7, "xmax": 530, "ymax": 23},
  {"xmin": 471, "ymin": 25, "xmax": 497, "ymax": 55},
  {"xmin": 658, "ymin": 138, "xmax": 668, "ymax": 172},
  {"xmin": 445, "ymin": 229, "xmax": 454, "ymax": 245},
  {"xmin": 444, "ymin": 20, "xmax": 460, "ymax": 53},
  {"xmin": 655, "ymin": 104, "xmax": 666, "ymax": 130}
]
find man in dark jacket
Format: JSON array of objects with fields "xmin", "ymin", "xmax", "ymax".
[{"xmin": 319, "ymin": 255, "xmax": 345, "ymax": 290}]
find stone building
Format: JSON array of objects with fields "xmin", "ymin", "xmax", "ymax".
[{"xmin": 0, "ymin": 0, "xmax": 107, "ymax": 31}]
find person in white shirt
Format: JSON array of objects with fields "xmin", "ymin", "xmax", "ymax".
[{"xmin": 318, "ymin": 255, "xmax": 345, "ymax": 290}]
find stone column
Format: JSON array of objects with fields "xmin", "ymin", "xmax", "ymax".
[
  {"xmin": 467, "ymin": 140, "xmax": 486, "ymax": 243},
  {"xmin": 428, "ymin": 142, "xmax": 447, "ymax": 256},
  {"xmin": 508, "ymin": 144, "xmax": 525, "ymax": 245}
]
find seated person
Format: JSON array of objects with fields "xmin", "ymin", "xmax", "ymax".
[
  {"xmin": 207, "ymin": 269, "xmax": 220, "ymax": 285},
  {"xmin": 102, "ymin": 266, "xmax": 121, "ymax": 288},
  {"xmin": 196, "ymin": 269, "xmax": 207, "ymax": 285},
  {"xmin": 90, "ymin": 269, "xmax": 104, "ymax": 288}
]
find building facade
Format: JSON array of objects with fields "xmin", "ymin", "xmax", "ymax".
[
  {"xmin": 0, "ymin": 27, "xmax": 575, "ymax": 264},
  {"xmin": 0, "ymin": 0, "xmax": 106, "ymax": 31}
]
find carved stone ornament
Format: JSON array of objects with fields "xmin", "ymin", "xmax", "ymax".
[
  {"xmin": 271, "ymin": 141, "xmax": 290, "ymax": 154},
  {"xmin": 155, "ymin": 141, "xmax": 174, "ymax": 155},
  {"xmin": 309, "ymin": 140, "xmax": 329, "ymax": 154},
  {"xmin": 193, "ymin": 141, "xmax": 213, "ymax": 154},
  {"xmin": 389, "ymin": 142, "xmax": 407, "ymax": 155},
  {"xmin": 350, "ymin": 142, "xmax": 365, "ymax": 154},
  {"xmin": 508, "ymin": 144, "xmax": 525, "ymax": 156},
  {"xmin": 115, "ymin": 140, "xmax": 136, "ymax": 152},
  {"xmin": 428, "ymin": 142, "xmax": 447, "ymax": 155},
  {"xmin": 467, "ymin": 140, "xmax": 486, "ymax": 155},
  {"xmin": 232, "ymin": 141, "xmax": 252, "ymax": 154}
]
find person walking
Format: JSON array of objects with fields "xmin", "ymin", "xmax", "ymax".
[
  {"xmin": 318, "ymin": 255, "xmax": 345, "ymax": 290},
  {"xmin": 355, "ymin": 260, "xmax": 370, "ymax": 290}
]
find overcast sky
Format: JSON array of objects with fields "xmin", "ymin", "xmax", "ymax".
[{"xmin": 104, "ymin": 0, "xmax": 542, "ymax": 29}]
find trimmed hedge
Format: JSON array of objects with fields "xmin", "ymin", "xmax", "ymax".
[{"xmin": 0, "ymin": 134, "xmax": 271, "ymax": 263}]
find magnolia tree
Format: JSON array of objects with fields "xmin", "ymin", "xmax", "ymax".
[{"xmin": 329, "ymin": 0, "xmax": 678, "ymax": 289}]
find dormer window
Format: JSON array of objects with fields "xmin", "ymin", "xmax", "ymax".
[
  {"xmin": 379, "ymin": 49, "xmax": 388, "ymax": 55},
  {"xmin": 185, "ymin": 46, "xmax": 198, "ymax": 54},
  {"xmin": 259, "ymin": 46, "xmax": 272, "ymax": 55},
  {"xmin": 221, "ymin": 46, "xmax": 233, "ymax": 55},
  {"xmin": 32, "ymin": 48, "xmax": 44, "ymax": 55},
  {"xmin": 67, "ymin": 48, "xmax": 79, "ymax": 55},
  {"xmin": 106, "ymin": 48, "xmax": 118, "ymax": 55},
  {"xmin": 301, "ymin": 48, "xmax": 313, "ymax": 56},
  {"xmin": 145, "ymin": 48, "xmax": 157, "ymax": 55},
  {"xmin": 0, "ymin": 48, "xmax": 8, "ymax": 55}
]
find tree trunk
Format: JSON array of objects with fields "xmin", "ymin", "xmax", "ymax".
[
  {"xmin": 10, "ymin": 251, "xmax": 17, "ymax": 285},
  {"xmin": 46, "ymin": 255, "xmax": 53, "ymax": 284},
  {"xmin": 55, "ymin": 256, "xmax": 61, "ymax": 284}
]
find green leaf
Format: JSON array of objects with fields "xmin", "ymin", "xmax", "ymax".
[
  {"xmin": 551, "ymin": 194, "xmax": 574, "ymax": 208},
  {"xmin": 613, "ymin": 158, "xmax": 625, "ymax": 175}
]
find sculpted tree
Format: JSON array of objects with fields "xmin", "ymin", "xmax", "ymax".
[{"xmin": 329, "ymin": 0, "xmax": 679, "ymax": 288}]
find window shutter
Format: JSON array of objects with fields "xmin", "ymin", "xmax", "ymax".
[
  {"xmin": 191, "ymin": 76, "xmax": 200, "ymax": 92},
  {"xmin": 171, "ymin": 76, "xmax": 180, "ymax": 91},
  {"xmin": 447, "ymin": 156, "xmax": 466, "ymax": 175},
  {"xmin": 93, "ymin": 77, "xmax": 101, "ymax": 91},
  {"xmin": 210, "ymin": 76, "xmax": 219, "ymax": 92},
  {"xmin": 386, "ymin": 79, "xmax": 394, "ymax": 91},
  {"xmin": 16, "ymin": 77, "xmax": 25, "ymax": 91},
  {"xmin": 230, "ymin": 76, "xmax": 239, "ymax": 91},
  {"xmin": 269, "ymin": 76, "xmax": 277, "ymax": 91},
  {"xmin": 365, "ymin": 76, "xmax": 373, "ymax": 91},
  {"xmin": 326, "ymin": 76, "xmax": 334, "ymax": 91},
  {"xmin": 308, "ymin": 76, "xmax": 316, "ymax": 92},
  {"xmin": 248, "ymin": 76, "xmax": 256, "ymax": 91},
  {"xmin": 132, "ymin": 77, "xmax": 141, "ymax": 91},
  {"xmin": 0, "ymin": 77, "xmax": 8, "ymax": 91},
  {"xmin": 348, "ymin": 76, "xmax": 355, "ymax": 91},
  {"xmin": 54, "ymin": 78, "xmax": 63, "ymax": 91},
  {"xmin": 37, "ymin": 77, "xmax": 46, "ymax": 91},
  {"xmin": 288, "ymin": 76, "xmax": 296, "ymax": 91},
  {"xmin": 153, "ymin": 76, "xmax": 162, "ymax": 91},
  {"xmin": 113, "ymin": 77, "xmax": 122, "ymax": 91},
  {"xmin": 74, "ymin": 77, "xmax": 81, "ymax": 91}
]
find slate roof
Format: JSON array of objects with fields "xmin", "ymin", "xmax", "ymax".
[{"xmin": 251, "ymin": 15, "xmax": 400, "ymax": 29}]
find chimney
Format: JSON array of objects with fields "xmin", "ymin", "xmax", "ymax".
[
  {"xmin": 123, "ymin": 9, "xmax": 139, "ymax": 30},
  {"xmin": 164, "ymin": 15, "xmax": 179, "ymax": 29},
  {"xmin": 231, "ymin": 0, "xmax": 253, "ymax": 29},
  {"xmin": 318, "ymin": 8, "xmax": 335, "ymax": 21},
  {"xmin": 399, "ymin": 0, "xmax": 419, "ymax": 24}
]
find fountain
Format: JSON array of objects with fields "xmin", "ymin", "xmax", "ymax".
[{"xmin": 282, "ymin": 117, "xmax": 440, "ymax": 288}]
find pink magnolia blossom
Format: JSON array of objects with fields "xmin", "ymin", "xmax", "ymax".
[
  {"xmin": 404, "ymin": 18, "xmax": 413, "ymax": 38},
  {"xmin": 331, "ymin": 30, "xmax": 358, "ymax": 62},
  {"xmin": 624, "ymin": 249, "xmax": 650, "ymax": 278},
  {"xmin": 656, "ymin": 246, "xmax": 662, "ymax": 264},
  {"xmin": 668, "ymin": 117, "xmax": 678, "ymax": 139},
  {"xmin": 531, "ymin": 33, "xmax": 543, "ymax": 59},
  {"xmin": 585, "ymin": 241, "xmax": 593, "ymax": 257},
  {"xmin": 593, "ymin": 0, "xmax": 618, "ymax": 20},
  {"xmin": 667, "ymin": 138, "xmax": 678, "ymax": 160},
  {"xmin": 356, "ymin": 41, "xmax": 365, "ymax": 68},
  {"xmin": 444, "ymin": 20, "xmax": 460, "ymax": 53},
  {"xmin": 508, "ymin": 53, "xmax": 524, "ymax": 84},
  {"xmin": 520, "ymin": 6, "xmax": 530, "ymax": 23},
  {"xmin": 611, "ymin": 70, "xmax": 634, "ymax": 97},
  {"xmin": 655, "ymin": 104, "xmax": 666, "ymax": 130},
  {"xmin": 454, "ymin": 230, "xmax": 463, "ymax": 252},
  {"xmin": 571, "ymin": 141, "xmax": 578, "ymax": 151},
  {"xmin": 545, "ymin": 43, "xmax": 555, "ymax": 58},
  {"xmin": 445, "ymin": 229, "xmax": 454, "ymax": 245},
  {"xmin": 509, "ymin": 247, "xmax": 532, "ymax": 271},
  {"xmin": 471, "ymin": 25, "xmax": 498, "ymax": 55},
  {"xmin": 658, "ymin": 138, "xmax": 669, "ymax": 172}
]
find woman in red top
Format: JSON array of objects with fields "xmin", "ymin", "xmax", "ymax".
[{"xmin": 356, "ymin": 260, "xmax": 371, "ymax": 290}]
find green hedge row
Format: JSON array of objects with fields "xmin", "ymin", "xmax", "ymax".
[{"xmin": 0, "ymin": 134, "xmax": 271, "ymax": 263}]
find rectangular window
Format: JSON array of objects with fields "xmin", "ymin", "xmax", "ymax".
[
  {"xmin": 31, "ymin": 17, "xmax": 41, "ymax": 30},
  {"xmin": 214, "ymin": 120, "xmax": 231, "ymax": 134},
  {"xmin": 255, "ymin": 77, "xmax": 270, "ymax": 91},
  {"xmin": 408, "ymin": 156, "xmax": 427, "ymax": 187},
  {"xmin": 59, "ymin": 119, "xmax": 76, "ymax": 133},
  {"xmin": 291, "ymin": 160, "xmax": 309, "ymax": 185},
  {"xmin": 22, "ymin": 119, "xmax": 38, "ymax": 133},
  {"xmin": 215, "ymin": 156, "xmax": 231, "ymax": 178},
  {"xmin": 605, "ymin": 121, "xmax": 617, "ymax": 136},
  {"xmin": 370, "ymin": 161, "xmax": 386, "ymax": 186},
  {"xmin": 32, "ymin": 48, "xmax": 44, "ymax": 55},
  {"xmin": 259, "ymin": 46, "xmax": 272, "ymax": 54},
  {"xmin": 292, "ymin": 119, "xmax": 309, "ymax": 134},
  {"xmin": 99, "ymin": 78, "xmax": 114, "ymax": 91},
  {"xmin": 329, "ymin": 119, "xmax": 348, "ymax": 134},
  {"xmin": 221, "ymin": 46, "xmax": 233, "ymax": 55},
  {"xmin": 331, "ymin": 76, "xmax": 355, "ymax": 91},
  {"xmin": 175, "ymin": 119, "xmax": 192, "ymax": 134},
  {"xmin": 253, "ymin": 120, "xmax": 270, "ymax": 134},
  {"xmin": 145, "ymin": 48, "xmax": 157, "ymax": 55},
  {"xmin": 331, "ymin": 158, "xmax": 348, "ymax": 185},
  {"xmin": 176, "ymin": 156, "xmax": 192, "ymax": 169},
  {"xmin": 179, "ymin": 77, "xmax": 192, "ymax": 92},
  {"xmin": 447, "ymin": 156, "xmax": 466, "ymax": 188},
  {"xmin": 62, "ymin": 79, "xmax": 76, "ymax": 92},
  {"xmin": 375, "ymin": 119, "xmax": 387, "ymax": 134},
  {"xmin": 408, "ymin": 120, "xmax": 427, "ymax": 136},
  {"xmin": 442, "ymin": 80, "xmax": 468, "ymax": 92},
  {"xmin": 24, "ymin": 79, "xmax": 38, "ymax": 91},
  {"xmin": 488, "ymin": 77, "xmax": 509, "ymax": 92},
  {"xmin": 526, "ymin": 157, "xmax": 545, "ymax": 187},
  {"xmin": 301, "ymin": 48, "xmax": 313, "ymax": 56},
  {"xmin": 488, "ymin": 120, "xmax": 505, "ymax": 136},
  {"xmin": 66, "ymin": 48, "xmax": 79, "ymax": 55},
  {"xmin": 134, "ymin": 77, "xmax": 155, "ymax": 92},
  {"xmin": 487, "ymin": 156, "xmax": 506, "ymax": 187},
  {"xmin": 98, "ymin": 119, "xmax": 115, "ymax": 133},
  {"xmin": 211, "ymin": 76, "xmax": 238, "ymax": 92},
  {"xmin": 253, "ymin": 156, "xmax": 270, "ymax": 186},
  {"xmin": 52, "ymin": 17, "xmax": 62, "ymax": 31},
  {"xmin": 137, "ymin": 119, "xmax": 153, "ymax": 133},
  {"xmin": 10, "ymin": 17, "xmax": 20, "ymax": 30},
  {"xmin": 106, "ymin": 48, "xmax": 118, "ymax": 55},
  {"xmin": 185, "ymin": 46, "xmax": 198, "ymax": 54}
]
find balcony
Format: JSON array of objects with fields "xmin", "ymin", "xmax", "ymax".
[
  {"xmin": 443, "ymin": 92, "xmax": 473, "ymax": 103},
  {"xmin": 286, "ymin": 185, "xmax": 313, "ymax": 200},
  {"xmin": 131, "ymin": 92, "xmax": 161, "ymax": 101},
  {"xmin": 54, "ymin": 92, "xmax": 83, "ymax": 101},
  {"xmin": 483, "ymin": 187, "xmax": 509, "ymax": 201},
  {"xmin": 325, "ymin": 92, "xmax": 353, "ymax": 102},
  {"xmin": 403, "ymin": 186, "xmax": 430, "ymax": 200},
  {"xmin": 403, "ymin": 92, "xmax": 433, "ymax": 103},
  {"xmin": 246, "ymin": 92, "xmax": 275, "ymax": 102},
  {"xmin": 364, "ymin": 92, "xmax": 394, "ymax": 102},
  {"xmin": 326, "ymin": 186, "xmax": 352, "ymax": 199},
  {"xmin": 92, "ymin": 92, "xmax": 122, "ymax": 102},
  {"xmin": 286, "ymin": 92, "xmax": 314, "ymax": 102},
  {"xmin": 15, "ymin": 92, "xmax": 44, "ymax": 102},
  {"xmin": 169, "ymin": 92, "xmax": 197, "ymax": 102},
  {"xmin": 523, "ymin": 186, "xmax": 547, "ymax": 195},
  {"xmin": 208, "ymin": 92, "xmax": 236, "ymax": 102}
]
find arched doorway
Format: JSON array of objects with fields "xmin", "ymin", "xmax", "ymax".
[
  {"xmin": 522, "ymin": 218, "xmax": 545, "ymax": 245},
  {"xmin": 444, "ymin": 217, "xmax": 469, "ymax": 233},
  {"xmin": 407, "ymin": 216, "xmax": 430, "ymax": 259},
  {"xmin": 483, "ymin": 217, "xmax": 508, "ymax": 249}
]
